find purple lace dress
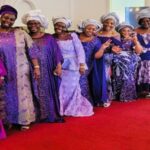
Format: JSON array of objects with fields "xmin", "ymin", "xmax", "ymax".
[
  {"xmin": 0, "ymin": 29, "xmax": 39, "ymax": 125},
  {"xmin": 56, "ymin": 33, "xmax": 94, "ymax": 117},
  {"xmin": 32, "ymin": 33, "xmax": 63, "ymax": 122},
  {"xmin": 112, "ymin": 38, "xmax": 140, "ymax": 101}
]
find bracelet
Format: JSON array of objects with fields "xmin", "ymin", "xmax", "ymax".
[
  {"xmin": 53, "ymin": 72, "xmax": 58, "ymax": 76},
  {"xmin": 0, "ymin": 76, "xmax": 4, "ymax": 80},
  {"xmin": 34, "ymin": 65, "xmax": 40, "ymax": 69}
]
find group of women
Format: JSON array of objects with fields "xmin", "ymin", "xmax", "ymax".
[{"xmin": 0, "ymin": 4, "xmax": 150, "ymax": 139}]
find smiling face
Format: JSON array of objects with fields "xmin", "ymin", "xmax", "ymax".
[
  {"xmin": 27, "ymin": 20, "xmax": 41, "ymax": 33},
  {"xmin": 54, "ymin": 22, "xmax": 67, "ymax": 34},
  {"xmin": 0, "ymin": 13, "xmax": 16, "ymax": 29},
  {"xmin": 120, "ymin": 27, "xmax": 133, "ymax": 38},
  {"xmin": 102, "ymin": 18, "xmax": 115, "ymax": 32},
  {"xmin": 139, "ymin": 17, "xmax": 150, "ymax": 29},
  {"xmin": 83, "ymin": 24, "xmax": 97, "ymax": 37}
]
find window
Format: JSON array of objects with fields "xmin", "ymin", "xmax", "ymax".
[{"xmin": 110, "ymin": 0, "xmax": 145, "ymax": 22}]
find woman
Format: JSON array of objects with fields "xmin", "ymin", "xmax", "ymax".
[
  {"xmin": 95, "ymin": 12, "xmax": 122, "ymax": 107},
  {"xmin": 77, "ymin": 19, "xmax": 110, "ymax": 106},
  {"xmin": 52, "ymin": 17, "xmax": 93, "ymax": 116},
  {"xmin": 0, "ymin": 59, "xmax": 6, "ymax": 139},
  {"xmin": 0, "ymin": 5, "xmax": 40, "ymax": 130},
  {"xmin": 135, "ymin": 8, "xmax": 150, "ymax": 98},
  {"xmin": 112, "ymin": 22, "xmax": 142, "ymax": 101},
  {"xmin": 22, "ymin": 10, "xmax": 64, "ymax": 122}
]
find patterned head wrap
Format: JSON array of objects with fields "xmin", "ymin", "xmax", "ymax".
[
  {"xmin": 116, "ymin": 22, "xmax": 134, "ymax": 32},
  {"xmin": 136, "ymin": 7, "xmax": 150, "ymax": 24},
  {"xmin": 78, "ymin": 19, "xmax": 103, "ymax": 32},
  {"xmin": 100, "ymin": 12, "xmax": 119, "ymax": 26},
  {"xmin": 22, "ymin": 10, "xmax": 49, "ymax": 29},
  {"xmin": 52, "ymin": 17, "xmax": 72, "ymax": 28},
  {"xmin": 0, "ymin": 5, "xmax": 18, "ymax": 18}
]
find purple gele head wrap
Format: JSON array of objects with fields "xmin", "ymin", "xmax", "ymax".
[{"xmin": 0, "ymin": 5, "xmax": 18, "ymax": 18}]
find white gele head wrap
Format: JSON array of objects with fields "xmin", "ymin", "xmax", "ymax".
[
  {"xmin": 136, "ymin": 7, "xmax": 150, "ymax": 24},
  {"xmin": 78, "ymin": 19, "xmax": 103, "ymax": 32},
  {"xmin": 52, "ymin": 17, "xmax": 72, "ymax": 28},
  {"xmin": 116, "ymin": 22, "xmax": 134, "ymax": 32},
  {"xmin": 100, "ymin": 12, "xmax": 120, "ymax": 26},
  {"xmin": 22, "ymin": 10, "xmax": 49, "ymax": 29}
]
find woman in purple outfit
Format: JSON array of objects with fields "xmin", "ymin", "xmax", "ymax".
[
  {"xmin": 112, "ymin": 22, "xmax": 142, "ymax": 102},
  {"xmin": 22, "ymin": 10, "xmax": 64, "ymax": 122},
  {"xmin": 0, "ymin": 5, "xmax": 40, "ymax": 130},
  {"xmin": 52, "ymin": 17, "xmax": 94, "ymax": 117},
  {"xmin": 0, "ymin": 59, "xmax": 7, "ymax": 139},
  {"xmin": 135, "ymin": 8, "xmax": 150, "ymax": 98},
  {"xmin": 77, "ymin": 19, "xmax": 110, "ymax": 106},
  {"xmin": 96, "ymin": 12, "xmax": 121, "ymax": 107}
]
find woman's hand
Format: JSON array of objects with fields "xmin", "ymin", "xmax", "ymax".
[
  {"xmin": 53, "ymin": 63, "xmax": 62, "ymax": 76},
  {"xmin": 101, "ymin": 39, "xmax": 112, "ymax": 50},
  {"xmin": 54, "ymin": 67, "xmax": 62, "ymax": 76},
  {"xmin": 34, "ymin": 68, "xmax": 40, "ymax": 80},
  {"xmin": 32, "ymin": 59, "xmax": 40, "ymax": 80},
  {"xmin": 79, "ymin": 64, "xmax": 85, "ymax": 75},
  {"xmin": 132, "ymin": 34, "xmax": 138, "ymax": 44},
  {"xmin": 112, "ymin": 46, "xmax": 122, "ymax": 54}
]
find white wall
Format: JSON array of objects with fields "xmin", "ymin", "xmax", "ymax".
[
  {"xmin": 33, "ymin": 0, "xmax": 110, "ymax": 32},
  {"xmin": 0, "ymin": 0, "xmax": 109, "ymax": 32},
  {"xmin": 29, "ymin": 0, "xmax": 110, "ymax": 32},
  {"xmin": 145, "ymin": 0, "xmax": 150, "ymax": 5},
  {"xmin": 68, "ymin": 0, "xmax": 109, "ymax": 30},
  {"xmin": 1, "ymin": 0, "xmax": 149, "ymax": 32}
]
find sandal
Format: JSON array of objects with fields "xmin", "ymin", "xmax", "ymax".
[
  {"xmin": 20, "ymin": 125, "xmax": 30, "ymax": 131},
  {"xmin": 103, "ymin": 102, "xmax": 111, "ymax": 108},
  {"xmin": 145, "ymin": 93, "xmax": 150, "ymax": 98}
]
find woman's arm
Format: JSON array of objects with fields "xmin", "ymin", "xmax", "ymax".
[
  {"xmin": 132, "ymin": 35, "xmax": 143, "ymax": 54},
  {"xmin": 31, "ymin": 59, "xmax": 40, "ymax": 80},
  {"xmin": 24, "ymin": 30, "xmax": 40, "ymax": 79},
  {"xmin": 95, "ymin": 39, "xmax": 112, "ymax": 59},
  {"xmin": 71, "ymin": 33, "xmax": 86, "ymax": 74}
]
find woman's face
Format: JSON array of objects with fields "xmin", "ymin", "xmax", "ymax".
[
  {"xmin": 120, "ymin": 27, "xmax": 132, "ymax": 38},
  {"xmin": 83, "ymin": 24, "xmax": 97, "ymax": 37},
  {"xmin": 27, "ymin": 20, "xmax": 41, "ymax": 33},
  {"xmin": 102, "ymin": 19, "xmax": 115, "ymax": 32},
  {"xmin": 139, "ymin": 17, "xmax": 150, "ymax": 29},
  {"xmin": 54, "ymin": 22, "xmax": 67, "ymax": 34},
  {"xmin": 0, "ymin": 13, "xmax": 16, "ymax": 28}
]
